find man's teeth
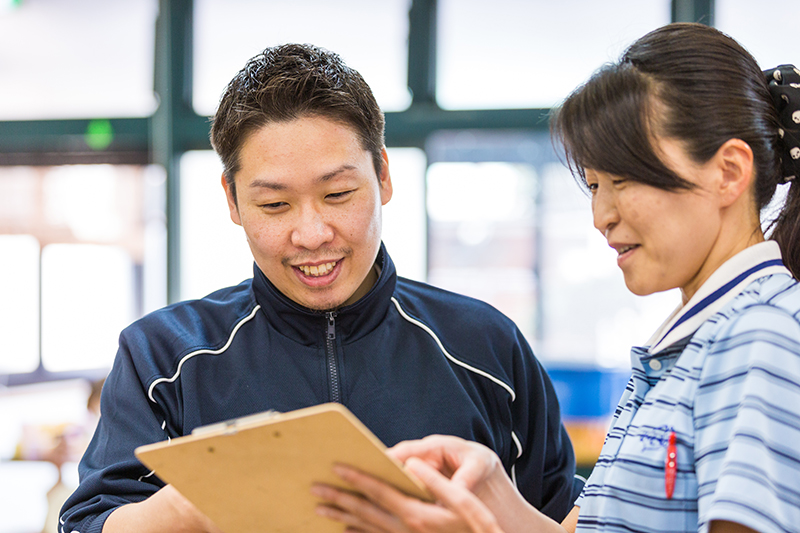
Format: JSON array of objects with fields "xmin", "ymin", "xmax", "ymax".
[
  {"xmin": 298, "ymin": 262, "xmax": 336, "ymax": 276},
  {"xmin": 618, "ymin": 245, "xmax": 637, "ymax": 255}
]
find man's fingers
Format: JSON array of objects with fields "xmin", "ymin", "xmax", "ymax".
[
  {"xmin": 312, "ymin": 480, "xmax": 405, "ymax": 533},
  {"xmin": 332, "ymin": 464, "xmax": 417, "ymax": 516},
  {"xmin": 314, "ymin": 501, "xmax": 381, "ymax": 533}
]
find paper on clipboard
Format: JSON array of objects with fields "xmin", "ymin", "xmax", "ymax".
[{"xmin": 134, "ymin": 403, "xmax": 432, "ymax": 533}]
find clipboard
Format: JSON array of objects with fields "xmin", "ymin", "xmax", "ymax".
[{"xmin": 134, "ymin": 403, "xmax": 433, "ymax": 532}]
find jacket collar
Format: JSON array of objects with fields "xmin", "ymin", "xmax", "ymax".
[
  {"xmin": 250, "ymin": 242, "xmax": 397, "ymax": 346},
  {"xmin": 647, "ymin": 240, "xmax": 789, "ymax": 355}
]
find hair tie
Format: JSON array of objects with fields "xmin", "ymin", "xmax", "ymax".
[{"xmin": 764, "ymin": 64, "xmax": 800, "ymax": 184}]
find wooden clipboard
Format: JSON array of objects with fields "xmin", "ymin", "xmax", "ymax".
[{"xmin": 134, "ymin": 403, "xmax": 432, "ymax": 532}]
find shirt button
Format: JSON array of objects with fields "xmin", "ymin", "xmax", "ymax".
[{"xmin": 649, "ymin": 359, "xmax": 662, "ymax": 371}]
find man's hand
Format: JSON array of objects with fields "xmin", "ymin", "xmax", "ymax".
[{"xmin": 103, "ymin": 484, "xmax": 224, "ymax": 533}]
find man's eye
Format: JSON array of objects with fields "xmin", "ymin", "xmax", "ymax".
[
  {"xmin": 327, "ymin": 190, "xmax": 355, "ymax": 200},
  {"xmin": 587, "ymin": 183, "xmax": 598, "ymax": 192},
  {"xmin": 260, "ymin": 202, "xmax": 288, "ymax": 210}
]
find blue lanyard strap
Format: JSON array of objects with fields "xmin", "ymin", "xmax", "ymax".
[{"xmin": 663, "ymin": 259, "xmax": 784, "ymax": 340}]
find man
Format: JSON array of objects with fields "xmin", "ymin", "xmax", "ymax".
[{"xmin": 60, "ymin": 44, "xmax": 577, "ymax": 532}]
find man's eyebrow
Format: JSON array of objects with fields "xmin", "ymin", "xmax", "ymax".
[
  {"xmin": 247, "ymin": 165, "xmax": 358, "ymax": 190},
  {"xmin": 318, "ymin": 164, "xmax": 357, "ymax": 182},
  {"xmin": 249, "ymin": 180, "xmax": 286, "ymax": 191}
]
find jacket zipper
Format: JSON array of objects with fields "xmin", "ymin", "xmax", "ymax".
[{"xmin": 325, "ymin": 311, "xmax": 340, "ymax": 403}]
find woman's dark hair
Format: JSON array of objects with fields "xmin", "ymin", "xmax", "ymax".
[{"xmin": 551, "ymin": 23, "xmax": 800, "ymax": 277}]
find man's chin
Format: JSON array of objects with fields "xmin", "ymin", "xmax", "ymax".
[{"xmin": 297, "ymin": 294, "xmax": 348, "ymax": 313}]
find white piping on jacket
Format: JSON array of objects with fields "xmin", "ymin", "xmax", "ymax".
[
  {"xmin": 390, "ymin": 297, "xmax": 517, "ymax": 401},
  {"xmin": 147, "ymin": 305, "xmax": 261, "ymax": 403},
  {"xmin": 390, "ymin": 296, "xmax": 523, "ymax": 478}
]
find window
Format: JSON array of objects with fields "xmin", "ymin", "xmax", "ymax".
[
  {"xmin": 715, "ymin": 0, "xmax": 800, "ymax": 70},
  {"xmin": 537, "ymin": 163, "xmax": 679, "ymax": 366},
  {"xmin": 0, "ymin": 164, "xmax": 166, "ymax": 377},
  {"xmin": 437, "ymin": 0, "xmax": 671, "ymax": 109},
  {"xmin": 0, "ymin": 0, "xmax": 157, "ymax": 120},
  {"xmin": 0, "ymin": 235, "xmax": 39, "ymax": 374},
  {"xmin": 427, "ymin": 161, "xmax": 540, "ymax": 341},
  {"xmin": 193, "ymin": 0, "xmax": 413, "ymax": 116}
]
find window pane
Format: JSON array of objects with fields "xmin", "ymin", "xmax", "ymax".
[
  {"xmin": 715, "ymin": 0, "xmax": 800, "ymax": 70},
  {"xmin": 41, "ymin": 244, "xmax": 135, "ymax": 371},
  {"xmin": 427, "ymin": 162, "xmax": 539, "ymax": 341},
  {"xmin": 0, "ymin": 235, "xmax": 39, "ymax": 374},
  {"xmin": 180, "ymin": 151, "xmax": 255, "ymax": 301},
  {"xmin": 0, "ymin": 0, "xmax": 157, "ymax": 120},
  {"xmin": 538, "ymin": 163, "xmax": 678, "ymax": 366},
  {"xmin": 382, "ymin": 148, "xmax": 427, "ymax": 282},
  {"xmin": 437, "ymin": 0, "xmax": 671, "ymax": 109},
  {"xmin": 0, "ymin": 164, "xmax": 166, "ymax": 375},
  {"xmin": 193, "ymin": 0, "xmax": 412, "ymax": 116}
]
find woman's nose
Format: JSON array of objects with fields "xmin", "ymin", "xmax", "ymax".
[{"xmin": 592, "ymin": 187, "xmax": 619, "ymax": 237}]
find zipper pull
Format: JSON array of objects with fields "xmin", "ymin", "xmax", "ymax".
[{"xmin": 326, "ymin": 312, "xmax": 336, "ymax": 340}]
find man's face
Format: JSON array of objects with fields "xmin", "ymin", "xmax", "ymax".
[{"xmin": 223, "ymin": 116, "xmax": 392, "ymax": 311}]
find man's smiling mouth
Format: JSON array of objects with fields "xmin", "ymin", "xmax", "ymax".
[{"xmin": 297, "ymin": 261, "xmax": 337, "ymax": 277}]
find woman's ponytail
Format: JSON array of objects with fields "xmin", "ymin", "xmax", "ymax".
[{"xmin": 764, "ymin": 65, "xmax": 800, "ymax": 278}]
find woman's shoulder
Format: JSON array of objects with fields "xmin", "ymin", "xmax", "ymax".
[
  {"xmin": 696, "ymin": 274, "xmax": 800, "ymax": 375},
  {"xmin": 725, "ymin": 273, "xmax": 800, "ymax": 328}
]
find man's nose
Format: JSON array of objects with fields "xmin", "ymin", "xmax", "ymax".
[{"xmin": 290, "ymin": 206, "xmax": 335, "ymax": 249}]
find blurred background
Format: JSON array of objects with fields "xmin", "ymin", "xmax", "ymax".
[{"xmin": 1, "ymin": 0, "xmax": 796, "ymax": 530}]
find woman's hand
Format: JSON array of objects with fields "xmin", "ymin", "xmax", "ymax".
[
  {"xmin": 313, "ymin": 435, "xmax": 565, "ymax": 533},
  {"xmin": 313, "ymin": 457, "xmax": 505, "ymax": 533},
  {"xmin": 387, "ymin": 435, "xmax": 505, "ymax": 501}
]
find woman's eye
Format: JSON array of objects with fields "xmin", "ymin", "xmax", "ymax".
[{"xmin": 587, "ymin": 183, "xmax": 598, "ymax": 192}]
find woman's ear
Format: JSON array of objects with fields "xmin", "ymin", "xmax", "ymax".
[{"xmin": 715, "ymin": 138, "xmax": 754, "ymax": 208}]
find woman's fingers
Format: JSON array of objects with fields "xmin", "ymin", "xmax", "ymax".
[
  {"xmin": 316, "ymin": 463, "xmax": 505, "ymax": 533},
  {"xmin": 404, "ymin": 458, "xmax": 504, "ymax": 533},
  {"xmin": 389, "ymin": 436, "xmax": 501, "ymax": 494}
]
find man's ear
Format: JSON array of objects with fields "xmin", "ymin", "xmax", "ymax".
[
  {"xmin": 221, "ymin": 174, "xmax": 242, "ymax": 226},
  {"xmin": 715, "ymin": 138, "xmax": 754, "ymax": 208},
  {"xmin": 379, "ymin": 147, "xmax": 393, "ymax": 206}
]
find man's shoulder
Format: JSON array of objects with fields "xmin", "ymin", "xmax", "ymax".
[
  {"xmin": 395, "ymin": 276, "xmax": 506, "ymax": 312},
  {"xmin": 123, "ymin": 278, "xmax": 258, "ymax": 349},
  {"xmin": 393, "ymin": 277, "xmax": 518, "ymax": 334}
]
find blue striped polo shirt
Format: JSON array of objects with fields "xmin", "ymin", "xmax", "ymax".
[{"xmin": 575, "ymin": 240, "xmax": 800, "ymax": 533}]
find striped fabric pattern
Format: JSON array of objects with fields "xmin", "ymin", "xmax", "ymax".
[{"xmin": 576, "ymin": 242, "xmax": 800, "ymax": 533}]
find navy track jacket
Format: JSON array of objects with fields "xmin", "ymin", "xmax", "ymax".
[{"xmin": 61, "ymin": 244, "xmax": 576, "ymax": 531}]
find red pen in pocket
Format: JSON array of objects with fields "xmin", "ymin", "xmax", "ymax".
[{"xmin": 665, "ymin": 431, "xmax": 677, "ymax": 499}]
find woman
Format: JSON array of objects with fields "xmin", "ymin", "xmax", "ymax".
[{"xmin": 311, "ymin": 23, "xmax": 800, "ymax": 533}]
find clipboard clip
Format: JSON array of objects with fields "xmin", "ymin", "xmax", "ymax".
[{"xmin": 191, "ymin": 409, "xmax": 282, "ymax": 437}]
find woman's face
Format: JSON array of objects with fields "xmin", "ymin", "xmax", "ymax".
[{"xmin": 586, "ymin": 138, "xmax": 726, "ymax": 302}]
